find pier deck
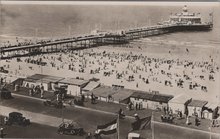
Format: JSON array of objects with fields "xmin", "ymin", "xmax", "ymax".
[{"xmin": 0, "ymin": 23, "xmax": 212, "ymax": 59}]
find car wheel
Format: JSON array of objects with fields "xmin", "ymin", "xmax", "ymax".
[
  {"xmin": 79, "ymin": 130, "xmax": 84, "ymax": 136},
  {"xmin": 7, "ymin": 121, "xmax": 12, "ymax": 126},
  {"xmin": 71, "ymin": 130, "xmax": 76, "ymax": 135},
  {"xmin": 58, "ymin": 130, "xmax": 64, "ymax": 135}
]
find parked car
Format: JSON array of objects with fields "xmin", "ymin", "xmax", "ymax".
[
  {"xmin": 43, "ymin": 99, "xmax": 64, "ymax": 109},
  {"xmin": 6, "ymin": 112, "xmax": 30, "ymax": 126},
  {"xmin": 57, "ymin": 121, "xmax": 85, "ymax": 136},
  {"xmin": 0, "ymin": 87, "xmax": 12, "ymax": 99}
]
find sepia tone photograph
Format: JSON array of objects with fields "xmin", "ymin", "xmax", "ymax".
[{"xmin": 0, "ymin": 1, "xmax": 220, "ymax": 139}]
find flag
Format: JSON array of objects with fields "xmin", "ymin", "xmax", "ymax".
[
  {"xmin": 96, "ymin": 119, "xmax": 117, "ymax": 135},
  {"xmin": 132, "ymin": 116, "xmax": 151, "ymax": 131}
]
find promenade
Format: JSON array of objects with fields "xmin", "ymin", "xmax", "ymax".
[{"xmin": 3, "ymin": 83, "xmax": 220, "ymax": 134}]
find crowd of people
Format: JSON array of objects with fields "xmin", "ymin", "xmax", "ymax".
[
  {"xmin": 0, "ymin": 37, "xmax": 77, "ymax": 49},
  {"xmin": 5, "ymin": 47, "xmax": 217, "ymax": 93}
]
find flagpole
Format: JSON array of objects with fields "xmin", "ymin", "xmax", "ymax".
[
  {"xmin": 117, "ymin": 114, "xmax": 120, "ymax": 139},
  {"xmin": 152, "ymin": 111, "xmax": 154, "ymax": 139},
  {"xmin": 210, "ymin": 126, "xmax": 211, "ymax": 139}
]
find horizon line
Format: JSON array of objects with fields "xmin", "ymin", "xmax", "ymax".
[{"xmin": 1, "ymin": 1, "xmax": 220, "ymax": 6}]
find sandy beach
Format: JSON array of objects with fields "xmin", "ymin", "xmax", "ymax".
[{"xmin": 1, "ymin": 38, "xmax": 219, "ymax": 104}]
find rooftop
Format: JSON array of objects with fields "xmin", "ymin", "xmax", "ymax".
[
  {"xmin": 82, "ymin": 81, "xmax": 100, "ymax": 91},
  {"xmin": 130, "ymin": 91, "xmax": 173, "ymax": 103},
  {"xmin": 205, "ymin": 102, "xmax": 218, "ymax": 110},
  {"xmin": 111, "ymin": 88, "xmax": 135, "ymax": 103},
  {"xmin": 131, "ymin": 91, "xmax": 154, "ymax": 100},
  {"xmin": 27, "ymin": 74, "xmax": 64, "ymax": 83},
  {"xmin": 27, "ymin": 74, "xmax": 47, "ymax": 80},
  {"xmin": 169, "ymin": 94, "xmax": 192, "ymax": 104},
  {"xmin": 59, "ymin": 78, "xmax": 89, "ymax": 86},
  {"xmin": 89, "ymin": 86, "xmax": 118, "ymax": 98},
  {"xmin": 188, "ymin": 99, "xmax": 208, "ymax": 108}
]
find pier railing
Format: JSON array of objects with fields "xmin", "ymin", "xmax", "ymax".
[{"xmin": 0, "ymin": 23, "xmax": 212, "ymax": 59}]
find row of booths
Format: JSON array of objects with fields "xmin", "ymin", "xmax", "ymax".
[
  {"xmin": 21, "ymin": 74, "xmax": 219, "ymax": 120},
  {"xmin": 22, "ymin": 74, "xmax": 100, "ymax": 96},
  {"xmin": 21, "ymin": 74, "xmax": 174, "ymax": 110},
  {"xmin": 169, "ymin": 94, "xmax": 219, "ymax": 120}
]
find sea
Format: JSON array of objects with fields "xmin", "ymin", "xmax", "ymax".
[
  {"xmin": 0, "ymin": 3, "xmax": 220, "ymax": 48},
  {"xmin": 0, "ymin": 3, "xmax": 220, "ymax": 103}
]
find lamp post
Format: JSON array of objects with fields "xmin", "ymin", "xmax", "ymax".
[
  {"xmin": 0, "ymin": 127, "xmax": 4, "ymax": 138},
  {"xmin": 61, "ymin": 98, "xmax": 64, "ymax": 123}
]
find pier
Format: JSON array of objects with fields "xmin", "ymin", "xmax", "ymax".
[{"xmin": 0, "ymin": 23, "xmax": 212, "ymax": 59}]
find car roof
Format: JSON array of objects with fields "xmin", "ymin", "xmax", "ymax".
[
  {"xmin": 9, "ymin": 112, "xmax": 22, "ymax": 116},
  {"xmin": 59, "ymin": 121, "xmax": 79, "ymax": 127},
  {"xmin": 0, "ymin": 87, "xmax": 10, "ymax": 92}
]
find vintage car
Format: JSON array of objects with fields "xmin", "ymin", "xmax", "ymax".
[
  {"xmin": 57, "ymin": 121, "xmax": 85, "ymax": 136},
  {"xmin": 6, "ymin": 112, "xmax": 30, "ymax": 126},
  {"xmin": 0, "ymin": 87, "xmax": 12, "ymax": 99},
  {"xmin": 43, "ymin": 99, "xmax": 64, "ymax": 109},
  {"xmin": 161, "ymin": 114, "xmax": 174, "ymax": 123}
]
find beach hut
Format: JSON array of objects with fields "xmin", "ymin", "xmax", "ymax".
[
  {"xmin": 130, "ymin": 91, "xmax": 173, "ymax": 110},
  {"xmin": 111, "ymin": 88, "xmax": 134, "ymax": 104},
  {"xmin": 130, "ymin": 91, "xmax": 154, "ymax": 109},
  {"xmin": 23, "ymin": 74, "xmax": 46, "ymax": 88},
  {"xmin": 23, "ymin": 78, "xmax": 39, "ymax": 88},
  {"xmin": 82, "ymin": 81, "xmax": 100, "ymax": 94},
  {"xmin": 22, "ymin": 74, "xmax": 64, "ymax": 91},
  {"xmin": 58, "ymin": 78, "xmax": 89, "ymax": 96},
  {"xmin": 36, "ymin": 75, "xmax": 64, "ymax": 91},
  {"xmin": 203, "ymin": 102, "xmax": 219, "ymax": 120},
  {"xmin": 88, "ymin": 86, "xmax": 117, "ymax": 102},
  {"xmin": 187, "ymin": 99, "xmax": 208, "ymax": 118},
  {"xmin": 151, "ymin": 93, "xmax": 174, "ymax": 110},
  {"xmin": 168, "ymin": 94, "xmax": 192, "ymax": 114}
]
